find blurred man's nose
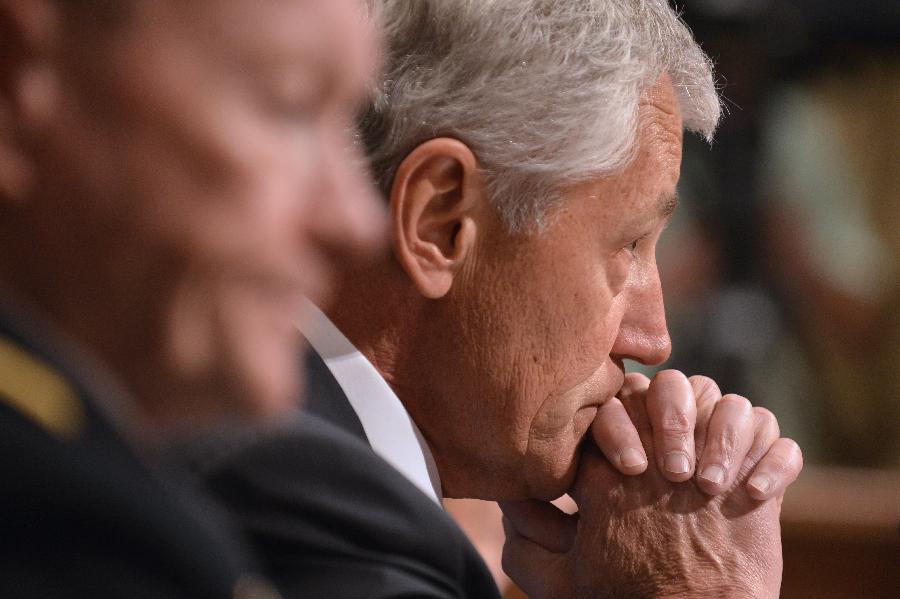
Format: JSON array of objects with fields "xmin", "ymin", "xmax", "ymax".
[
  {"xmin": 307, "ymin": 131, "xmax": 387, "ymax": 262},
  {"xmin": 610, "ymin": 265, "xmax": 672, "ymax": 366}
]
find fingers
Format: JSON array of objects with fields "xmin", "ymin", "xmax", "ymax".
[
  {"xmin": 591, "ymin": 397, "xmax": 648, "ymax": 475},
  {"xmin": 695, "ymin": 393, "xmax": 755, "ymax": 494},
  {"xmin": 498, "ymin": 499, "xmax": 578, "ymax": 554},
  {"xmin": 613, "ymin": 369, "xmax": 802, "ymax": 502},
  {"xmin": 689, "ymin": 375, "xmax": 722, "ymax": 458},
  {"xmin": 746, "ymin": 435, "xmax": 803, "ymax": 501},
  {"xmin": 646, "ymin": 370, "xmax": 697, "ymax": 482},
  {"xmin": 617, "ymin": 372, "xmax": 653, "ymax": 439},
  {"xmin": 743, "ymin": 406, "xmax": 781, "ymax": 467},
  {"xmin": 620, "ymin": 371, "xmax": 651, "ymax": 400},
  {"xmin": 726, "ymin": 405, "xmax": 802, "ymax": 500}
]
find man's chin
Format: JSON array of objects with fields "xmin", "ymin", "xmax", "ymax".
[
  {"xmin": 220, "ymin": 319, "xmax": 304, "ymax": 420},
  {"xmin": 238, "ymin": 360, "xmax": 301, "ymax": 421},
  {"xmin": 525, "ymin": 448, "xmax": 587, "ymax": 502},
  {"xmin": 191, "ymin": 348, "xmax": 301, "ymax": 428}
]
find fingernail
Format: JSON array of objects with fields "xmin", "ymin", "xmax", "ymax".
[
  {"xmin": 748, "ymin": 474, "xmax": 772, "ymax": 495},
  {"xmin": 664, "ymin": 451, "xmax": 690, "ymax": 475},
  {"xmin": 699, "ymin": 464, "xmax": 725, "ymax": 485},
  {"xmin": 620, "ymin": 447, "xmax": 647, "ymax": 469}
]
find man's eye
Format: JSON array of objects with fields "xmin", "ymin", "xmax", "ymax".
[{"xmin": 625, "ymin": 237, "xmax": 643, "ymax": 254}]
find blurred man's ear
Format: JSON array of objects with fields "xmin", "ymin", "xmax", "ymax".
[
  {"xmin": 389, "ymin": 138, "xmax": 487, "ymax": 299},
  {"xmin": 0, "ymin": 0, "xmax": 60, "ymax": 203}
]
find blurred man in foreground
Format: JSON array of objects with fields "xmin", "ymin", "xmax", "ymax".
[
  {"xmin": 201, "ymin": 1, "xmax": 802, "ymax": 597},
  {"xmin": 0, "ymin": 0, "xmax": 382, "ymax": 596}
]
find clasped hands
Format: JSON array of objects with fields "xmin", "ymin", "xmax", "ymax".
[{"xmin": 501, "ymin": 370, "xmax": 802, "ymax": 598}]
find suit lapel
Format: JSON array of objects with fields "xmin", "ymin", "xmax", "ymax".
[{"xmin": 301, "ymin": 345, "xmax": 369, "ymax": 444}]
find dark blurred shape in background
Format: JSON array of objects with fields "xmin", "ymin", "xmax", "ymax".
[
  {"xmin": 653, "ymin": 3, "xmax": 900, "ymax": 597},
  {"xmin": 658, "ymin": 0, "xmax": 899, "ymax": 467}
]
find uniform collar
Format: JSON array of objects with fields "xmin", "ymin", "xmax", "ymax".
[{"xmin": 0, "ymin": 290, "xmax": 141, "ymax": 444}]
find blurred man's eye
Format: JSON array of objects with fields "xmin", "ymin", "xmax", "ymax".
[
  {"xmin": 267, "ymin": 98, "xmax": 315, "ymax": 123},
  {"xmin": 256, "ymin": 69, "xmax": 323, "ymax": 121}
]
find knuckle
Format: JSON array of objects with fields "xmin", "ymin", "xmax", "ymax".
[
  {"xmin": 624, "ymin": 371, "xmax": 651, "ymax": 388},
  {"xmin": 752, "ymin": 405, "xmax": 775, "ymax": 423},
  {"xmin": 752, "ymin": 406, "xmax": 780, "ymax": 436},
  {"xmin": 704, "ymin": 427, "xmax": 740, "ymax": 469},
  {"xmin": 783, "ymin": 438, "xmax": 803, "ymax": 467},
  {"xmin": 648, "ymin": 370, "xmax": 695, "ymax": 410},
  {"xmin": 661, "ymin": 411, "xmax": 692, "ymax": 439},
  {"xmin": 721, "ymin": 393, "xmax": 753, "ymax": 415},
  {"xmin": 689, "ymin": 375, "xmax": 721, "ymax": 400},
  {"xmin": 713, "ymin": 423, "xmax": 741, "ymax": 455},
  {"xmin": 655, "ymin": 368, "xmax": 685, "ymax": 382},
  {"xmin": 763, "ymin": 442, "xmax": 800, "ymax": 475}
]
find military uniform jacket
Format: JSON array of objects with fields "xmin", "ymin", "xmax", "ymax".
[{"xmin": 0, "ymin": 301, "xmax": 274, "ymax": 599}]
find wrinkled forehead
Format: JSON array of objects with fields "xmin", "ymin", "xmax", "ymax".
[
  {"xmin": 638, "ymin": 75, "xmax": 683, "ymax": 136},
  {"xmin": 635, "ymin": 74, "xmax": 684, "ymax": 180}
]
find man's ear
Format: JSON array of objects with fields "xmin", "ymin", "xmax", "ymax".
[
  {"xmin": 390, "ymin": 138, "xmax": 486, "ymax": 299},
  {"xmin": 0, "ymin": 0, "xmax": 60, "ymax": 203}
]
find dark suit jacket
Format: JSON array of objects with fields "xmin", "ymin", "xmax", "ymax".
[
  {"xmin": 192, "ymin": 348, "xmax": 502, "ymax": 598},
  {"xmin": 0, "ymin": 302, "xmax": 272, "ymax": 599}
]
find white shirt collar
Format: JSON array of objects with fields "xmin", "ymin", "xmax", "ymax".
[{"xmin": 299, "ymin": 299, "xmax": 443, "ymax": 504}]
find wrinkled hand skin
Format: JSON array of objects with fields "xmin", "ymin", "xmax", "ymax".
[
  {"xmin": 568, "ymin": 443, "xmax": 781, "ymax": 599},
  {"xmin": 503, "ymin": 372, "xmax": 796, "ymax": 598}
]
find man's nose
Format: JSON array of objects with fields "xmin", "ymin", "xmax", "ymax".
[{"xmin": 609, "ymin": 265, "xmax": 672, "ymax": 366}]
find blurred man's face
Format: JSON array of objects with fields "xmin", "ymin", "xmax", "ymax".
[
  {"xmin": 421, "ymin": 78, "xmax": 681, "ymax": 500},
  {"xmin": 22, "ymin": 0, "xmax": 382, "ymax": 429}
]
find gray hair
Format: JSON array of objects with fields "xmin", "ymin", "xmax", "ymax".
[{"xmin": 358, "ymin": 0, "xmax": 720, "ymax": 231}]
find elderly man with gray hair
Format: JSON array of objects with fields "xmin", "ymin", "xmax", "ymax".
[{"xmin": 199, "ymin": 1, "xmax": 803, "ymax": 597}]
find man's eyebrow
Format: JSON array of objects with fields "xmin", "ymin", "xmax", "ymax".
[{"xmin": 659, "ymin": 191, "xmax": 679, "ymax": 218}]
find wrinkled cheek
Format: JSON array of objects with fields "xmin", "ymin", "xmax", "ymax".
[{"xmin": 551, "ymin": 298, "xmax": 620, "ymax": 384}]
